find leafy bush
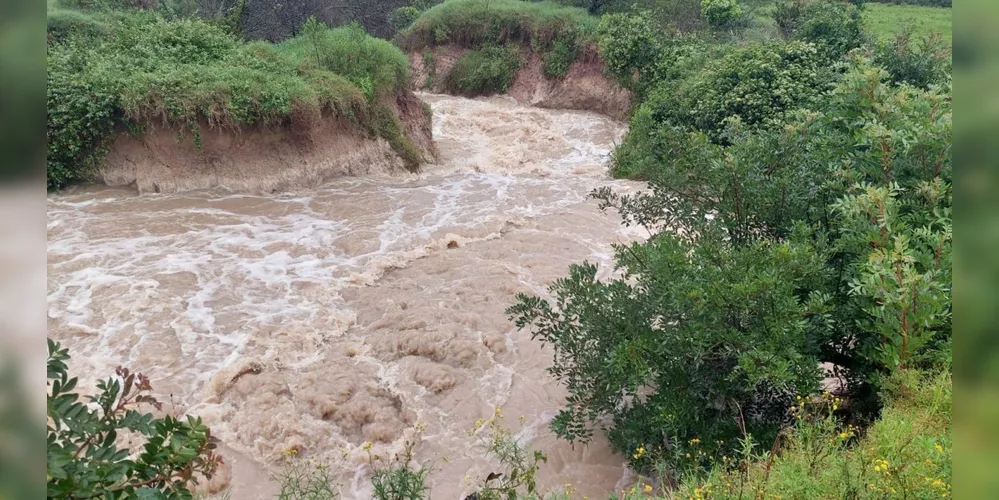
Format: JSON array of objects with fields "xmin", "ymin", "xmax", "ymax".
[
  {"xmin": 518, "ymin": 56, "xmax": 950, "ymax": 476},
  {"xmin": 640, "ymin": 41, "xmax": 826, "ymax": 141},
  {"xmin": 597, "ymin": 12, "xmax": 713, "ymax": 100},
  {"xmin": 874, "ymin": 29, "xmax": 951, "ymax": 88},
  {"xmin": 46, "ymin": 6, "xmax": 109, "ymax": 42},
  {"xmin": 389, "ymin": 6, "xmax": 422, "ymax": 33},
  {"xmin": 788, "ymin": 0, "xmax": 864, "ymax": 61},
  {"xmin": 47, "ymin": 339, "xmax": 222, "ymax": 498},
  {"xmin": 835, "ymin": 182, "xmax": 952, "ymax": 370},
  {"xmin": 508, "ymin": 226, "xmax": 825, "ymax": 473},
  {"xmin": 422, "ymin": 49, "xmax": 437, "ymax": 89},
  {"xmin": 772, "ymin": 0, "xmax": 805, "ymax": 39},
  {"xmin": 442, "ymin": 45, "xmax": 522, "ymax": 96},
  {"xmin": 700, "ymin": 0, "xmax": 742, "ymax": 28},
  {"xmin": 595, "ymin": 11, "xmax": 661, "ymax": 92},
  {"xmin": 541, "ymin": 38, "xmax": 579, "ymax": 78}
]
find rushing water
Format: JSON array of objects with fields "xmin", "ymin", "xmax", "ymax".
[{"xmin": 47, "ymin": 94, "xmax": 646, "ymax": 499}]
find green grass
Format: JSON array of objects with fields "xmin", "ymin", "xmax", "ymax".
[
  {"xmin": 46, "ymin": 8, "xmax": 421, "ymax": 189},
  {"xmin": 442, "ymin": 45, "xmax": 522, "ymax": 96},
  {"xmin": 277, "ymin": 22, "xmax": 410, "ymax": 97},
  {"xmin": 863, "ymin": 3, "xmax": 951, "ymax": 43},
  {"xmin": 660, "ymin": 368, "xmax": 952, "ymax": 500},
  {"xmin": 396, "ymin": 0, "xmax": 597, "ymax": 52}
]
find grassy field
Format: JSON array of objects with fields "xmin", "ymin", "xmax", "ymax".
[{"xmin": 864, "ymin": 3, "xmax": 951, "ymax": 43}]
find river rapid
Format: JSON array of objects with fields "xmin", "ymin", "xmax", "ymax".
[{"xmin": 47, "ymin": 94, "xmax": 646, "ymax": 499}]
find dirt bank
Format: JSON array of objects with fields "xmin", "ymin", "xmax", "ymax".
[
  {"xmin": 409, "ymin": 45, "xmax": 631, "ymax": 120},
  {"xmin": 100, "ymin": 92, "xmax": 437, "ymax": 194}
]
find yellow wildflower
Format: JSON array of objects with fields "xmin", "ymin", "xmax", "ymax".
[
  {"xmin": 633, "ymin": 446, "xmax": 646, "ymax": 460},
  {"xmin": 644, "ymin": 483, "xmax": 653, "ymax": 493},
  {"xmin": 935, "ymin": 443, "xmax": 944, "ymax": 453}
]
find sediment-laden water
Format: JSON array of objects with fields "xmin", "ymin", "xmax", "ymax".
[{"xmin": 47, "ymin": 94, "xmax": 645, "ymax": 499}]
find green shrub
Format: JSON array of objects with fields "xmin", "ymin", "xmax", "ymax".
[
  {"xmin": 422, "ymin": 49, "xmax": 437, "ymax": 89},
  {"xmin": 773, "ymin": 0, "xmax": 805, "ymax": 39},
  {"xmin": 874, "ymin": 29, "xmax": 951, "ymax": 88},
  {"xmin": 370, "ymin": 103, "xmax": 424, "ymax": 172},
  {"xmin": 47, "ymin": 44, "xmax": 121, "ymax": 190},
  {"xmin": 640, "ymin": 41, "xmax": 826, "ymax": 142},
  {"xmin": 519, "ymin": 56, "xmax": 950, "ymax": 476},
  {"xmin": 442, "ymin": 45, "xmax": 522, "ymax": 96},
  {"xmin": 397, "ymin": 0, "xmax": 593, "ymax": 80},
  {"xmin": 508, "ymin": 224, "xmax": 825, "ymax": 473},
  {"xmin": 47, "ymin": 339, "xmax": 222, "ymax": 498},
  {"xmin": 46, "ymin": 7, "xmax": 109, "ymax": 43},
  {"xmin": 790, "ymin": 0, "xmax": 865, "ymax": 61},
  {"xmin": 541, "ymin": 38, "xmax": 579, "ymax": 78},
  {"xmin": 700, "ymin": 0, "xmax": 742, "ymax": 28},
  {"xmin": 595, "ymin": 11, "xmax": 661, "ymax": 92},
  {"xmin": 596, "ymin": 12, "xmax": 713, "ymax": 100},
  {"xmin": 389, "ymin": 6, "xmax": 422, "ymax": 34}
]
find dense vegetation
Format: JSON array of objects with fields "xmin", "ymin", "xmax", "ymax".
[
  {"xmin": 47, "ymin": 340, "xmax": 222, "ymax": 498},
  {"xmin": 398, "ymin": 0, "xmax": 597, "ymax": 91},
  {"xmin": 508, "ymin": 0, "xmax": 952, "ymax": 492},
  {"xmin": 46, "ymin": 2, "xmax": 423, "ymax": 190},
  {"xmin": 48, "ymin": 0, "xmax": 952, "ymax": 498}
]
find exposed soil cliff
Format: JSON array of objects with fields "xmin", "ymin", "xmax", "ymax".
[
  {"xmin": 99, "ymin": 92, "xmax": 437, "ymax": 194},
  {"xmin": 409, "ymin": 45, "xmax": 632, "ymax": 120}
]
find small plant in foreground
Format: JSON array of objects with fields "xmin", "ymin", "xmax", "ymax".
[
  {"xmin": 465, "ymin": 408, "xmax": 549, "ymax": 500},
  {"xmin": 273, "ymin": 449, "xmax": 340, "ymax": 500},
  {"xmin": 46, "ymin": 339, "xmax": 222, "ymax": 499},
  {"xmin": 368, "ymin": 425, "xmax": 432, "ymax": 500}
]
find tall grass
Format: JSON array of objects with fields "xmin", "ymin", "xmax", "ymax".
[
  {"xmin": 47, "ymin": 9, "xmax": 420, "ymax": 189},
  {"xmin": 442, "ymin": 45, "xmax": 522, "ymax": 96},
  {"xmin": 396, "ymin": 0, "xmax": 597, "ymax": 52},
  {"xmin": 278, "ymin": 21, "xmax": 410, "ymax": 97},
  {"xmin": 665, "ymin": 368, "xmax": 952, "ymax": 500}
]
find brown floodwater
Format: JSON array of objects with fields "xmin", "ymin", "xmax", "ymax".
[{"xmin": 47, "ymin": 94, "xmax": 647, "ymax": 499}]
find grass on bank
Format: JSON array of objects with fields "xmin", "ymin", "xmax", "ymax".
[
  {"xmin": 47, "ymin": 7, "xmax": 421, "ymax": 190},
  {"xmin": 396, "ymin": 0, "xmax": 597, "ymax": 51},
  {"xmin": 662, "ymin": 368, "xmax": 952, "ymax": 500},
  {"xmin": 441, "ymin": 45, "xmax": 523, "ymax": 95},
  {"xmin": 863, "ymin": 3, "xmax": 951, "ymax": 43},
  {"xmin": 398, "ymin": 0, "xmax": 597, "ymax": 85}
]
